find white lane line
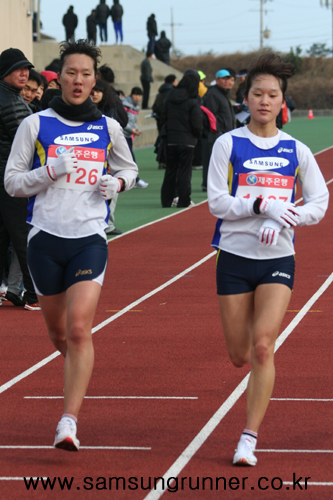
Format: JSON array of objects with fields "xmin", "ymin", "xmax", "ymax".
[
  {"xmin": 271, "ymin": 398, "xmax": 333, "ymax": 402},
  {"xmin": 284, "ymin": 482, "xmax": 333, "ymax": 486},
  {"xmin": 143, "ymin": 271, "xmax": 333, "ymax": 500},
  {"xmin": 24, "ymin": 396, "xmax": 198, "ymax": 400},
  {"xmin": 0, "ymin": 251, "xmax": 216, "ymax": 396},
  {"xmin": 257, "ymin": 449, "xmax": 333, "ymax": 453},
  {"xmin": 0, "ymin": 446, "xmax": 150, "ymax": 450},
  {"xmin": 0, "ymin": 478, "xmax": 49, "ymax": 481}
]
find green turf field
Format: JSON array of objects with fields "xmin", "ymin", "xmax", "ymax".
[{"xmin": 110, "ymin": 116, "xmax": 333, "ymax": 237}]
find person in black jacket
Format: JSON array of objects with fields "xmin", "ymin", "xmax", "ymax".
[
  {"xmin": 160, "ymin": 73, "xmax": 203, "ymax": 208},
  {"xmin": 62, "ymin": 6, "xmax": 78, "ymax": 42},
  {"xmin": 96, "ymin": 0, "xmax": 110, "ymax": 44},
  {"xmin": 86, "ymin": 10, "xmax": 97, "ymax": 45},
  {"xmin": 155, "ymin": 31, "xmax": 172, "ymax": 65},
  {"xmin": 147, "ymin": 14, "xmax": 158, "ymax": 54},
  {"xmin": 0, "ymin": 48, "xmax": 39, "ymax": 309},
  {"xmin": 110, "ymin": 0, "xmax": 124, "ymax": 44},
  {"xmin": 202, "ymin": 69, "xmax": 236, "ymax": 191},
  {"xmin": 140, "ymin": 51, "xmax": 153, "ymax": 109}
]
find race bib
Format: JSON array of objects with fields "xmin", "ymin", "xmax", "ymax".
[
  {"xmin": 47, "ymin": 145, "xmax": 105, "ymax": 191},
  {"xmin": 236, "ymin": 173, "xmax": 294, "ymax": 202}
]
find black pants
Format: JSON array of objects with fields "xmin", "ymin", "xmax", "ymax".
[
  {"xmin": 140, "ymin": 78, "xmax": 151, "ymax": 109},
  {"xmin": 0, "ymin": 188, "xmax": 37, "ymax": 303},
  {"xmin": 161, "ymin": 145, "xmax": 194, "ymax": 207}
]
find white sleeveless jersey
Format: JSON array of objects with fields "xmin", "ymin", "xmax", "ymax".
[
  {"xmin": 5, "ymin": 109, "xmax": 138, "ymax": 238},
  {"xmin": 208, "ymin": 126, "xmax": 329, "ymax": 259}
]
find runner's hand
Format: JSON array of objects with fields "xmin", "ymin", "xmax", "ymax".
[
  {"xmin": 258, "ymin": 219, "xmax": 282, "ymax": 246},
  {"xmin": 99, "ymin": 175, "xmax": 122, "ymax": 199},
  {"xmin": 47, "ymin": 147, "xmax": 78, "ymax": 180},
  {"xmin": 259, "ymin": 198, "xmax": 300, "ymax": 228}
]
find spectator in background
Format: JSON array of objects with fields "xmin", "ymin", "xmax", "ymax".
[
  {"xmin": 86, "ymin": 10, "xmax": 97, "ymax": 45},
  {"xmin": 40, "ymin": 70, "xmax": 61, "ymax": 89},
  {"xmin": 160, "ymin": 72, "xmax": 203, "ymax": 208},
  {"xmin": 62, "ymin": 5, "xmax": 78, "ymax": 42},
  {"xmin": 147, "ymin": 14, "xmax": 158, "ymax": 54},
  {"xmin": 96, "ymin": 0, "xmax": 110, "ymax": 44},
  {"xmin": 122, "ymin": 87, "xmax": 149, "ymax": 189},
  {"xmin": 140, "ymin": 50, "xmax": 153, "ymax": 109},
  {"xmin": 97, "ymin": 63, "xmax": 128, "ymax": 128},
  {"xmin": 91, "ymin": 78, "xmax": 123, "ymax": 235},
  {"xmin": 110, "ymin": 0, "xmax": 124, "ymax": 44},
  {"xmin": 202, "ymin": 69, "xmax": 236, "ymax": 191},
  {"xmin": 45, "ymin": 59, "xmax": 60, "ymax": 73},
  {"xmin": 153, "ymin": 74, "xmax": 178, "ymax": 132},
  {"xmin": 155, "ymin": 31, "xmax": 171, "ymax": 65},
  {"xmin": 198, "ymin": 71, "xmax": 208, "ymax": 98},
  {"xmin": 0, "ymin": 48, "xmax": 39, "ymax": 310},
  {"xmin": 236, "ymin": 68, "xmax": 247, "ymax": 104},
  {"xmin": 20, "ymin": 69, "xmax": 42, "ymax": 108},
  {"xmin": 153, "ymin": 75, "xmax": 178, "ymax": 170}
]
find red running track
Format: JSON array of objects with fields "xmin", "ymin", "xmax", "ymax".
[{"xmin": 0, "ymin": 149, "xmax": 332, "ymax": 499}]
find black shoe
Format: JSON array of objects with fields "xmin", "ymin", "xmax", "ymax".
[
  {"xmin": 5, "ymin": 291, "xmax": 25, "ymax": 306},
  {"xmin": 106, "ymin": 228, "xmax": 122, "ymax": 236}
]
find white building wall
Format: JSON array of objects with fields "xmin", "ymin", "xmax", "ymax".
[{"xmin": 0, "ymin": 0, "xmax": 33, "ymax": 62}]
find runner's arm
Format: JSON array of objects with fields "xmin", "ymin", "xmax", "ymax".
[
  {"xmin": 105, "ymin": 117, "xmax": 138, "ymax": 191},
  {"xmin": 295, "ymin": 141, "xmax": 329, "ymax": 226},
  {"xmin": 5, "ymin": 114, "xmax": 55, "ymax": 197}
]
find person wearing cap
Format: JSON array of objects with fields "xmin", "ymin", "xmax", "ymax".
[
  {"xmin": 198, "ymin": 71, "xmax": 208, "ymax": 98},
  {"xmin": 202, "ymin": 69, "xmax": 236, "ymax": 191},
  {"xmin": 40, "ymin": 70, "xmax": 61, "ymax": 89},
  {"xmin": 0, "ymin": 48, "xmax": 40, "ymax": 310}
]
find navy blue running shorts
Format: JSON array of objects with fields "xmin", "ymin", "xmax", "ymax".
[
  {"xmin": 27, "ymin": 229, "xmax": 108, "ymax": 296},
  {"xmin": 216, "ymin": 249, "xmax": 295, "ymax": 295}
]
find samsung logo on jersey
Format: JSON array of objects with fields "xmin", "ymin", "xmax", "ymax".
[
  {"xmin": 243, "ymin": 157, "xmax": 289, "ymax": 170},
  {"xmin": 278, "ymin": 147, "xmax": 293, "ymax": 153},
  {"xmin": 54, "ymin": 133, "xmax": 99, "ymax": 145},
  {"xmin": 87, "ymin": 124, "xmax": 103, "ymax": 130}
]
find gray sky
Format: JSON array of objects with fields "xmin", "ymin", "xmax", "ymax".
[{"xmin": 40, "ymin": 0, "xmax": 333, "ymax": 56}]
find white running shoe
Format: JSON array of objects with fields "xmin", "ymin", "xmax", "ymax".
[
  {"xmin": 233, "ymin": 434, "xmax": 257, "ymax": 466},
  {"xmin": 53, "ymin": 418, "xmax": 80, "ymax": 452},
  {"xmin": 171, "ymin": 197, "xmax": 179, "ymax": 207},
  {"xmin": 135, "ymin": 179, "xmax": 149, "ymax": 189}
]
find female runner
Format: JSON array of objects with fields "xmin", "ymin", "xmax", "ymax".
[
  {"xmin": 5, "ymin": 40, "xmax": 138, "ymax": 451},
  {"xmin": 207, "ymin": 53, "xmax": 329, "ymax": 466}
]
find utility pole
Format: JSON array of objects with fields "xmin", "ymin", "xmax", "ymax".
[
  {"xmin": 163, "ymin": 8, "xmax": 182, "ymax": 57},
  {"xmin": 251, "ymin": 0, "xmax": 273, "ymax": 50}
]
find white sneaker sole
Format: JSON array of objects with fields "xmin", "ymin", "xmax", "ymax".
[{"xmin": 233, "ymin": 454, "xmax": 257, "ymax": 466}]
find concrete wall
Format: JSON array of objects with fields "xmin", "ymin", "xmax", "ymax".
[{"xmin": 0, "ymin": 0, "xmax": 33, "ymax": 61}]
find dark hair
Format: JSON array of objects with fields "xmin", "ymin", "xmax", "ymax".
[
  {"xmin": 177, "ymin": 73, "xmax": 199, "ymax": 99},
  {"xmin": 131, "ymin": 86, "xmax": 143, "ymax": 96},
  {"xmin": 146, "ymin": 50, "xmax": 153, "ymax": 58},
  {"xmin": 58, "ymin": 39, "xmax": 101, "ymax": 75},
  {"xmin": 28, "ymin": 69, "xmax": 42, "ymax": 86},
  {"xmin": 97, "ymin": 64, "xmax": 115, "ymax": 84},
  {"xmin": 93, "ymin": 78, "xmax": 115, "ymax": 112},
  {"xmin": 244, "ymin": 53, "xmax": 295, "ymax": 98},
  {"xmin": 45, "ymin": 58, "xmax": 60, "ymax": 73},
  {"xmin": 165, "ymin": 74, "xmax": 177, "ymax": 84},
  {"xmin": 39, "ymin": 73, "xmax": 48, "ymax": 90},
  {"xmin": 225, "ymin": 67, "xmax": 236, "ymax": 78}
]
